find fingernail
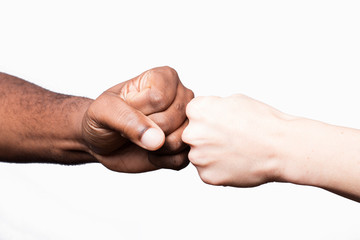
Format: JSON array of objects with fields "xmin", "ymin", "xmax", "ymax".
[{"xmin": 141, "ymin": 128, "xmax": 165, "ymax": 150}]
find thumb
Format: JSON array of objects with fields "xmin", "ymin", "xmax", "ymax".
[{"xmin": 89, "ymin": 92, "xmax": 165, "ymax": 151}]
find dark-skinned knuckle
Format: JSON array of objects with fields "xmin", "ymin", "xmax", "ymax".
[
  {"xmin": 149, "ymin": 66, "xmax": 175, "ymax": 79},
  {"xmin": 175, "ymin": 102, "xmax": 185, "ymax": 112},
  {"xmin": 175, "ymin": 160, "xmax": 189, "ymax": 170},
  {"xmin": 153, "ymin": 114, "xmax": 170, "ymax": 132},
  {"xmin": 187, "ymin": 89, "xmax": 195, "ymax": 100},
  {"xmin": 153, "ymin": 66, "xmax": 179, "ymax": 86},
  {"xmin": 166, "ymin": 135, "xmax": 184, "ymax": 152},
  {"xmin": 160, "ymin": 66, "xmax": 178, "ymax": 77},
  {"xmin": 172, "ymin": 154, "xmax": 189, "ymax": 170},
  {"xmin": 149, "ymin": 153, "xmax": 188, "ymax": 171},
  {"xmin": 149, "ymin": 90, "xmax": 167, "ymax": 109},
  {"xmin": 148, "ymin": 154, "xmax": 161, "ymax": 167}
]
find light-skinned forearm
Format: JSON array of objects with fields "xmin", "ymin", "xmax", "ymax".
[
  {"xmin": 0, "ymin": 72, "xmax": 96, "ymax": 164},
  {"xmin": 277, "ymin": 117, "xmax": 360, "ymax": 202}
]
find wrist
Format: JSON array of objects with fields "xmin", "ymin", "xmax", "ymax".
[
  {"xmin": 273, "ymin": 116, "xmax": 328, "ymax": 186},
  {"xmin": 69, "ymin": 97, "xmax": 93, "ymax": 150},
  {"xmin": 263, "ymin": 112, "xmax": 301, "ymax": 184},
  {"xmin": 61, "ymin": 96, "xmax": 97, "ymax": 162}
]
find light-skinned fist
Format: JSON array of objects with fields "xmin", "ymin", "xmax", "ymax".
[{"xmin": 182, "ymin": 94, "xmax": 290, "ymax": 187}]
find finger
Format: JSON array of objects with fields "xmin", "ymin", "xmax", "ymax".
[
  {"xmin": 185, "ymin": 96, "xmax": 220, "ymax": 121},
  {"xmin": 187, "ymin": 146, "xmax": 208, "ymax": 167},
  {"xmin": 181, "ymin": 120, "xmax": 195, "ymax": 146},
  {"xmin": 154, "ymin": 120, "xmax": 189, "ymax": 155},
  {"xmin": 93, "ymin": 144, "xmax": 159, "ymax": 173},
  {"xmin": 148, "ymin": 148, "xmax": 190, "ymax": 171},
  {"xmin": 88, "ymin": 91, "xmax": 165, "ymax": 151},
  {"xmin": 148, "ymin": 83, "xmax": 194, "ymax": 135},
  {"xmin": 181, "ymin": 120, "xmax": 210, "ymax": 146},
  {"xmin": 118, "ymin": 66, "xmax": 180, "ymax": 115}
]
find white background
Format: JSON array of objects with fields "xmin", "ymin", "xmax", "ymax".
[{"xmin": 0, "ymin": 0, "xmax": 359, "ymax": 239}]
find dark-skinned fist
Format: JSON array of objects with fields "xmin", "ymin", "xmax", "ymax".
[{"xmin": 82, "ymin": 66, "xmax": 194, "ymax": 173}]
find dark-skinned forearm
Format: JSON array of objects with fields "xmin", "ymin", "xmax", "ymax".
[{"xmin": 0, "ymin": 72, "xmax": 96, "ymax": 164}]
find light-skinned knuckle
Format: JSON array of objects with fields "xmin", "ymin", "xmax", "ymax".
[
  {"xmin": 191, "ymin": 96, "xmax": 209, "ymax": 108},
  {"xmin": 199, "ymin": 171, "xmax": 215, "ymax": 185},
  {"xmin": 188, "ymin": 149, "xmax": 207, "ymax": 166},
  {"xmin": 187, "ymin": 149, "xmax": 197, "ymax": 163},
  {"xmin": 231, "ymin": 93, "xmax": 247, "ymax": 101},
  {"xmin": 181, "ymin": 128, "xmax": 193, "ymax": 144},
  {"xmin": 185, "ymin": 99, "xmax": 199, "ymax": 118},
  {"xmin": 200, "ymin": 171, "xmax": 223, "ymax": 186}
]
